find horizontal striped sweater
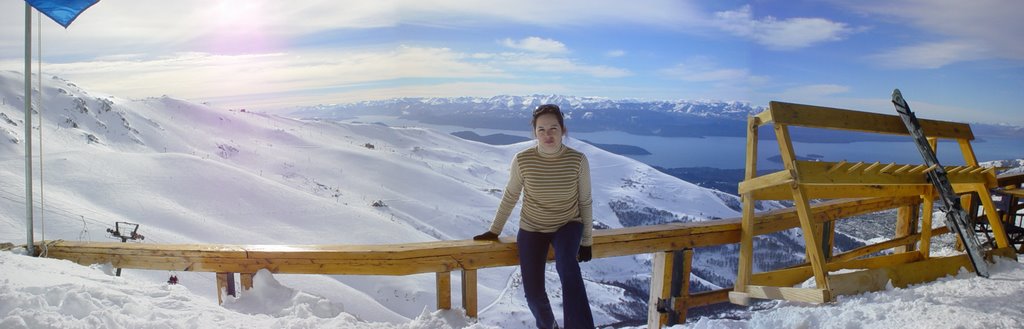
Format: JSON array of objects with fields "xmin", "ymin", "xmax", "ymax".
[{"xmin": 488, "ymin": 145, "xmax": 594, "ymax": 246}]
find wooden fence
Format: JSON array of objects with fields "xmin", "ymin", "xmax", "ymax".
[{"xmin": 35, "ymin": 195, "xmax": 952, "ymax": 328}]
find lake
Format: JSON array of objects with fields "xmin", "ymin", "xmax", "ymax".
[{"xmin": 344, "ymin": 116, "xmax": 1023, "ymax": 170}]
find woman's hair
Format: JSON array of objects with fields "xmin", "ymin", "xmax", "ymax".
[{"xmin": 531, "ymin": 104, "xmax": 567, "ymax": 135}]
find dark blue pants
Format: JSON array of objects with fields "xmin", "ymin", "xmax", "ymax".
[{"xmin": 517, "ymin": 221, "xmax": 595, "ymax": 329}]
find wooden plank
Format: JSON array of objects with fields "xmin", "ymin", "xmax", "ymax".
[
  {"xmin": 648, "ymin": 252, "xmax": 674, "ymax": 328},
  {"xmin": 920, "ymin": 193, "xmax": 935, "ymax": 258},
  {"xmin": 216, "ymin": 272, "xmax": 228, "ymax": 304},
  {"xmin": 436, "ymin": 271, "xmax": 451, "ymax": 310},
  {"xmin": 831, "ymin": 226, "xmax": 949, "ymax": 263},
  {"xmin": 744, "ymin": 285, "xmax": 830, "ymax": 304},
  {"xmin": 829, "ymin": 268, "xmax": 891, "ymax": 297},
  {"xmin": 776, "ymin": 123, "xmax": 830, "ymax": 292},
  {"xmin": 734, "ymin": 116, "xmax": 760, "ymax": 307},
  {"xmin": 737, "ymin": 170, "xmax": 793, "ymax": 195},
  {"xmin": 886, "ymin": 254, "xmax": 970, "ymax": 288},
  {"xmin": 976, "ymin": 184, "xmax": 1012, "ymax": 248},
  {"xmin": 894, "ymin": 201, "xmax": 921, "ymax": 253},
  {"xmin": 678, "ymin": 249, "xmax": 694, "ymax": 324},
  {"xmin": 749, "ymin": 251, "xmax": 923, "ymax": 288},
  {"xmin": 685, "ymin": 289, "xmax": 731, "ymax": 309},
  {"xmin": 752, "ymin": 184, "xmax": 932, "ymax": 200},
  {"xmin": 766, "ymin": 102, "xmax": 974, "ymax": 140},
  {"xmin": 793, "ymin": 161, "xmax": 992, "ymax": 186},
  {"xmin": 461, "ymin": 269, "xmax": 478, "ymax": 318}
]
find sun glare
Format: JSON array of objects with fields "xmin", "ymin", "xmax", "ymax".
[{"xmin": 201, "ymin": 0, "xmax": 277, "ymax": 54}]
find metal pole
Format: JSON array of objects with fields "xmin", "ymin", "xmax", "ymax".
[{"xmin": 24, "ymin": 2, "xmax": 35, "ymax": 256}]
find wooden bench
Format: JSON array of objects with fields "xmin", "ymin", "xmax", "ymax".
[{"xmin": 730, "ymin": 101, "xmax": 1014, "ymax": 305}]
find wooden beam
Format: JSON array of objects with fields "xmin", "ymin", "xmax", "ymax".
[
  {"xmin": 976, "ymin": 184, "xmax": 1012, "ymax": 248},
  {"xmin": 737, "ymin": 170, "xmax": 793, "ymax": 195},
  {"xmin": 894, "ymin": 200, "xmax": 921, "ymax": 253},
  {"xmin": 461, "ymin": 269, "xmax": 477, "ymax": 318},
  {"xmin": 752, "ymin": 184, "xmax": 933, "ymax": 200},
  {"xmin": 734, "ymin": 115, "xmax": 761, "ymax": 308},
  {"xmin": 750, "ymin": 251, "xmax": 924, "ymax": 289},
  {"xmin": 920, "ymin": 192, "xmax": 936, "ymax": 258},
  {"xmin": 648, "ymin": 251, "xmax": 674, "ymax": 328},
  {"xmin": 766, "ymin": 102, "xmax": 974, "ymax": 139},
  {"xmin": 685, "ymin": 289, "xmax": 730, "ymax": 309},
  {"xmin": 216, "ymin": 272, "xmax": 228, "ymax": 304},
  {"xmin": 677, "ymin": 249, "xmax": 694, "ymax": 324},
  {"xmin": 832, "ymin": 226, "xmax": 949, "ymax": 263},
  {"xmin": 792, "ymin": 161, "xmax": 992, "ymax": 186},
  {"xmin": 775, "ymin": 124, "xmax": 831, "ymax": 293},
  {"xmin": 437, "ymin": 271, "xmax": 451, "ymax": 310},
  {"xmin": 744, "ymin": 285, "xmax": 830, "ymax": 304},
  {"xmin": 240, "ymin": 272, "xmax": 253, "ymax": 291}
]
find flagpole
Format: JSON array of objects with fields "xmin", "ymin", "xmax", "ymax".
[{"xmin": 25, "ymin": 2, "xmax": 35, "ymax": 256}]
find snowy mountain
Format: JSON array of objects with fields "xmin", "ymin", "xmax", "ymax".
[
  {"xmin": 288, "ymin": 95, "xmax": 1024, "ymax": 144},
  {"xmin": 0, "ymin": 71, "xmax": 816, "ymax": 327},
  {"xmin": 288, "ymin": 95, "xmax": 763, "ymax": 139}
]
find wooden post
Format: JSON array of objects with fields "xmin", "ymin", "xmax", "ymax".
[
  {"xmin": 240, "ymin": 273, "xmax": 254, "ymax": 291},
  {"xmin": 673, "ymin": 249, "xmax": 694, "ymax": 325},
  {"xmin": 920, "ymin": 192, "xmax": 935, "ymax": 258},
  {"xmin": 732, "ymin": 116, "xmax": 759, "ymax": 306},
  {"xmin": 216, "ymin": 272, "xmax": 237, "ymax": 304},
  {"xmin": 895, "ymin": 201, "xmax": 921, "ymax": 253},
  {"xmin": 226, "ymin": 272, "xmax": 236, "ymax": 297},
  {"xmin": 437, "ymin": 271, "xmax": 452, "ymax": 310},
  {"xmin": 648, "ymin": 251, "xmax": 674, "ymax": 329},
  {"xmin": 216, "ymin": 272, "xmax": 227, "ymax": 304},
  {"xmin": 776, "ymin": 124, "xmax": 830, "ymax": 293},
  {"xmin": 822, "ymin": 221, "xmax": 835, "ymax": 260},
  {"xmin": 461, "ymin": 269, "xmax": 478, "ymax": 318},
  {"xmin": 975, "ymin": 184, "xmax": 1012, "ymax": 248}
]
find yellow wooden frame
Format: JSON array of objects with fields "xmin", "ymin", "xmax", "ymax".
[{"xmin": 730, "ymin": 101, "xmax": 1010, "ymax": 305}]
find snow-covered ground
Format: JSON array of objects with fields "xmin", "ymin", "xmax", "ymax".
[{"xmin": 4, "ymin": 245, "xmax": 1023, "ymax": 329}]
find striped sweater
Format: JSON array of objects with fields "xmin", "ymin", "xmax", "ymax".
[{"xmin": 488, "ymin": 145, "xmax": 594, "ymax": 246}]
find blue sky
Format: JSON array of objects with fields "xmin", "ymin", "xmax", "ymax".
[{"xmin": 1, "ymin": 0, "xmax": 1022, "ymax": 125}]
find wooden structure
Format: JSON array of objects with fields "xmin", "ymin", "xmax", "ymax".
[
  {"xmin": 729, "ymin": 101, "xmax": 1014, "ymax": 306},
  {"xmin": 35, "ymin": 195, "xmax": 967, "ymax": 328}
]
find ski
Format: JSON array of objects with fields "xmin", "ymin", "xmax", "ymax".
[{"xmin": 891, "ymin": 89, "xmax": 989, "ymax": 278}]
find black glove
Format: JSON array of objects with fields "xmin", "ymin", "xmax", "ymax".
[
  {"xmin": 473, "ymin": 231, "xmax": 499, "ymax": 241},
  {"xmin": 578, "ymin": 246, "xmax": 592, "ymax": 262}
]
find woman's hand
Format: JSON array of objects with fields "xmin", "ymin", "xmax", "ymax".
[
  {"xmin": 578, "ymin": 246, "xmax": 592, "ymax": 262},
  {"xmin": 473, "ymin": 231, "xmax": 499, "ymax": 241}
]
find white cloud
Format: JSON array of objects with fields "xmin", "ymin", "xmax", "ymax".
[
  {"xmin": 501, "ymin": 37, "xmax": 569, "ymax": 53},
  {"xmin": 779, "ymin": 84, "xmax": 851, "ymax": 100},
  {"xmin": 606, "ymin": 50, "xmax": 626, "ymax": 58},
  {"xmin": 15, "ymin": 46, "xmax": 507, "ymax": 105},
  {"xmin": 712, "ymin": 5, "xmax": 854, "ymax": 50},
  {"xmin": 844, "ymin": 0, "xmax": 1024, "ymax": 68},
  {"xmin": 660, "ymin": 57, "xmax": 763, "ymax": 83},
  {"xmin": 499, "ymin": 54, "xmax": 631, "ymax": 78},
  {"xmin": 868, "ymin": 40, "xmax": 990, "ymax": 69}
]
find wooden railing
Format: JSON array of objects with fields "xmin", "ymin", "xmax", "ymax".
[{"xmin": 34, "ymin": 196, "xmax": 933, "ymax": 327}]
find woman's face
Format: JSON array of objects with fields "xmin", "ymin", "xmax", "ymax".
[{"xmin": 534, "ymin": 113, "xmax": 564, "ymax": 153}]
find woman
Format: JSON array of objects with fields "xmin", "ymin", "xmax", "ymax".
[{"xmin": 474, "ymin": 104, "xmax": 595, "ymax": 329}]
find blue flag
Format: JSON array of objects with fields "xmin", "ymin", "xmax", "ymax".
[{"xmin": 26, "ymin": 0, "xmax": 99, "ymax": 28}]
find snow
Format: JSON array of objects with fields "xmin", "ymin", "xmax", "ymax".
[
  {"xmin": 5, "ymin": 246, "xmax": 1024, "ymax": 328},
  {"xmin": 0, "ymin": 250, "xmax": 494, "ymax": 329},
  {"xmin": 680, "ymin": 254, "xmax": 1024, "ymax": 329}
]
